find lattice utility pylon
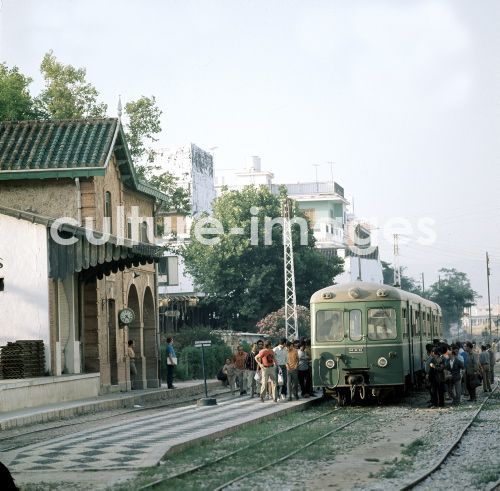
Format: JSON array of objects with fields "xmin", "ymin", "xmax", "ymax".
[
  {"xmin": 282, "ymin": 197, "xmax": 298, "ymax": 340},
  {"xmin": 393, "ymin": 233, "xmax": 401, "ymax": 287}
]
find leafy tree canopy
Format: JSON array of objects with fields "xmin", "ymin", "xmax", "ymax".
[
  {"xmin": 427, "ymin": 268, "xmax": 478, "ymax": 332},
  {"xmin": 183, "ymin": 186, "xmax": 343, "ymax": 327},
  {"xmin": 0, "ymin": 63, "xmax": 39, "ymax": 120},
  {"xmin": 0, "ymin": 55, "xmax": 188, "ymax": 213},
  {"xmin": 37, "ymin": 50, "xmax": 107, "ymax": 119},
  {"xmin": 123, "ymin": 96, "xmax": 162, "ymax": 169}
]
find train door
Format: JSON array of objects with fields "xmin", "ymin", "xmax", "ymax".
[
  {"xmin": 413, "ymin": 306, "xmax": 422, "ymax": 374},
  {"xmin": 402, "ymin": 305, "xmax": 411, "ymax": 378},
  {"xmin": 408, "ymin": 303, "xmax": 416, "ymax": 384},
  {"xmin": 345, "ymin": 308, "xmax": 368, "ymax": 368}
]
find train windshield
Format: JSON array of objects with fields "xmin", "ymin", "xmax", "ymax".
[
  {"xmin": 316, "ymin": 310, "xmax": 344, "ymax": 342},
  {"xmin": 349, "ymin": 310, "xmax": 362, "ymax": 341},
  {"xmin": 367, "ymin": 308, "xmax": 397, "ymax": 340}
]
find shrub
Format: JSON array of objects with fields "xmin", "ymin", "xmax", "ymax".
[
  {"xmin": 256, "ymin": 305, "xmax": 311, "ymax": 341},
  {"xmin": 159, "ymin": 327, "xmax": 232, "ymax": 381}
]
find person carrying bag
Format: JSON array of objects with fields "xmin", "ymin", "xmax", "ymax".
[{"xmin": 166, "ymin": 337, "xmax": 177, "ymax": 389}]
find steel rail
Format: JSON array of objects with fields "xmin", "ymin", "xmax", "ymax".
[
  {"xmin": 138, "ymin": 409, "xmax": 347, "ymax": 490},
  {"xmin": 0, "ymin": 388, "xmax": 232, "ymax": 452},
  {"xmin": 399, "ymin": 382, "xmax": 499, "ymax": 491},
  {"xmin": 213, "ymin": 415, "xmax": 363, "ymax": 491}
]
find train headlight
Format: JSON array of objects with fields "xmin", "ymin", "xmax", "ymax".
[
  {"xmin": 325, "ymin": 359, "xmax": 336, "ymax": 369},
  {"xmin": 377, "ymin": 357, "xmax": 388, "ymax": 368}
]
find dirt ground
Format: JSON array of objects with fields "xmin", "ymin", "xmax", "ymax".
[{"xmin": 305, "ymin": 407, "xmax": 436, "ymax": 490}]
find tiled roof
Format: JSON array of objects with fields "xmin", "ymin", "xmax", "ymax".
[
  {"xmin": 0, "ymin": 118, "xmax": 168, "ymax": 202},
  {"xmin": 0, "ymin": 119, "xmax": 117, "ymax": 171}
]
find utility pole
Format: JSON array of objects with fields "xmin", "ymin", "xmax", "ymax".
[
  {"xmin": 497, "ymin": 296, "xmax": 500, "ymax": 339},
  {"xmin": 282, "ymin": 197, "xmax": 298, "ymax": 340},
  {"xmin": 486, "ymin": 252, "xmax": 492, "ymax": 341},
  {"xmin": 313, "ymin": 164, "xmax": 320, "ymax": 192},
  {"xmin": 421, "ymin": 272, "xmax": 425, "ymax": 297},
  {"xmin": 393, "ymin": 234, "xmax": 401, "ymax": 287}
]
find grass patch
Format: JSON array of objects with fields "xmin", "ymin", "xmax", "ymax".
[
  {"xmin": 478, "ymin": 470, "xmax": 500, "ymax": 485},
  {"xmin": 113, "ymin": 404, "xmax": 371, "ymax": 490},
  {"xmin": 402, "ymin": 438, "xmax": 426, "ymax": 457},
  {"xmin": 378, "ymin": 457, "xmax": 413, "ymax": 479}
]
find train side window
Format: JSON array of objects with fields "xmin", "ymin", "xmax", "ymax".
[
  {"xmin": 368, "ymin": 308, "xmax": 397, "ymax": 340},
  {"xmin": 415, "ymin": 311, "xmax": 421, "ymax": 335},
  {"xmin": 402, "ymin": 308, "xmax": 408, "ymax": 337},
  {"xmin": 349, "ymin": 310, "xmax": 362, "ymax": 341},
  {"xmin": 316, "ymin": 310, "xmax": 344, "ymax": 342}
]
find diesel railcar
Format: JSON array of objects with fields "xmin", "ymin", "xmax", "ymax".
[{"xmin": 311, "ymin": 282, "xmax": 442, "ymax": 404}]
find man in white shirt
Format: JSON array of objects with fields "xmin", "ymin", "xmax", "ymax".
[{"xmin": 273, "ymin": 338, "xmax": 288, "ymax": 400}]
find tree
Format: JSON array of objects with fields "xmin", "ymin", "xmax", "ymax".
[
  {"xmin": 2, "ymin": 52, "xmax": 189, "ymax": 213},
  {"xmin": 427, "ymin": 268, "xmax": 477, "ymax": 335},
  {"xmin": 0, "ymin": 63, "xmax": 38, "ymax": 120},
  {"xmin": 123, "ymin": 96, "xmax": 162, "ymax": 174},
  {"xmin": 148, "ymin": 172, "xmax": 191, "ymax": 214},
  {"xmin": 182, "ymin": 186, "xmax": 344, "ymax": 327},
  {"xmin": 122, "ymin": 96, "xmax": 190, "ymax": 213},
  {"xmin": 381, "ymin": 261, "xmax": 422, "ymax": 295},
  {"xmin": 256, "ymin": 305, "xmax": 310, "ymax": 340},
  {"xmin": 37, "ymin": 50, "xmax": 107, "ymax": 119}
]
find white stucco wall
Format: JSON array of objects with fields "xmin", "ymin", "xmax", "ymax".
[
  {"xmin": 158, "ymin": 253, "xmax": 196, "ymax": 295},
  {"xmin": 0, "ymin": 214, "xmax": 50, "ymax": 367},
  {"xmin": 153, "ymin": 144, "xmax": 216, "ymax": 215}
]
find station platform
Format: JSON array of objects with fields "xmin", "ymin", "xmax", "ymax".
[
  {"xmin": 0, "ymin": 379, "xmax": 224, "ymax": 430},
  {"xmin": 2, "ymin": 388, "xmax": 320, "ymax": 490}
]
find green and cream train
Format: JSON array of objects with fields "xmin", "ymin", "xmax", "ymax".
[{"xmin": 311, "ymin": 282, "xmax": 442, "ymax": 404}]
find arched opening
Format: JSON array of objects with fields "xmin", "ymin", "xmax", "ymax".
[
  {"xmin": 127, "ymin": 284, "xmax": 143, "ymax": 389},
  {"xmin": 143, "ymin": 286, "xmax": 159, "ymax": 387},
  {"xmin": 82, "ymin": 278, "xmax": 99, "ymax": 374},
  {"xmin": 108, "ymin": 299, "xmax": 118, "ymax": 385}
]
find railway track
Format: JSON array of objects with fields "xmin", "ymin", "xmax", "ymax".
[
  {"xmin": 138, "ymin": 409, "xmax": 363, "ymax": 490},
  {"xmin": 399, "ymin": 382, "xmax": 499, "ymax": 490}
]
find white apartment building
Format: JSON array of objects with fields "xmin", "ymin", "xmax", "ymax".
[
  {"xmin": 214, "ymin": 156, "xmax": 383, "ymax": 284},
  {"xmin": 153, "ymin": 144, "xmax": 217, "ymax": 330}
]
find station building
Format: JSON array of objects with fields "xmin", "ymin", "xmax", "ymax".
[{"xmin": 0, "ymin": 118, "xmax": 166, "ymax": 410}]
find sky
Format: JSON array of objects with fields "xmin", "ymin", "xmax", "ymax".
[{"xmin": 1, "ymin": 0, "xmax": 499, "ymax": 304}]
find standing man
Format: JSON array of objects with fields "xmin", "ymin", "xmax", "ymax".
[
  {"xmin": 128, "ymin": 339, "xmax": 137, "ymax": 389},
  {"xmin": 479, "ymin": 345, "xmax": 492, "ymax": 392},
  {"xmin": 233, "ymin": 345, "xmax": 248, "ymax": 395},
  {"xmin": 446, "ymin": 348, "xmax": 464, "ymax": 405},
  {"xmin": 487, "ymin": 344, "xmax": 495, "ymax": 384},
  {"xmin": 166, "ymin": 337, "xmax": 177, "ymax": 389},
  {"xmin": 255, "ymin": 341, "xmax": 277, "ymax": 402},
  {"xmin": 274, "ymin": 338, "xmax": 288, "ymax": 400},
  {"xmin": 286, "ymin": 340, "xmax": 300, "ymax": 401},
  {"xmin": 465, "ymin": 342, "xmax": 480, "ymax": 401},
  {"xmin": 245, "ymin": 343, "xmax": 259, "ymax": 398}
]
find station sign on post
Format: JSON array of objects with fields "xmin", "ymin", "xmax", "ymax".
[{"xmin": 194, "ymin": 340, "xmax": 216, "ymax": 406}]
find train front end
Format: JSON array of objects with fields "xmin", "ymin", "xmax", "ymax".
[{"xmin": 311, "ymin": 282, "xmax": 406, "ymax": 404}]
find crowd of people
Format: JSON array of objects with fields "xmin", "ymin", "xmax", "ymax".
[
  {"xmin": 424, "ymin": 340, "xmax": 497, "ymax": 408},
  {"xmin": 218, "ymin": 338, "xmax": 316, "ymax": 402}
]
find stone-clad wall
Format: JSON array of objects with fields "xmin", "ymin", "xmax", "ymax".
[{"xmin": 0, "ymin": 179, "xmax": 79, "ymax": 219}]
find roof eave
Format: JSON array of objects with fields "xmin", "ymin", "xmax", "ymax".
[{"xmin": 0, "ymin": 168, "xmax": 106, "ymax": 180}]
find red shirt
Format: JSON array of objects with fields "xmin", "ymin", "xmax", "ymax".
[
  {"xmin": 233, "ymin": 350, "xmax": 248, "ymax": 369},
  {"xmin": 257, "ymin": 348, "xmax": 275, "ymax": 368}
]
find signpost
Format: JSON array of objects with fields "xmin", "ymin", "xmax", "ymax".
[{"xmin": 194, "ymin": 340, "xmax": 216, "ymax": 406}]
